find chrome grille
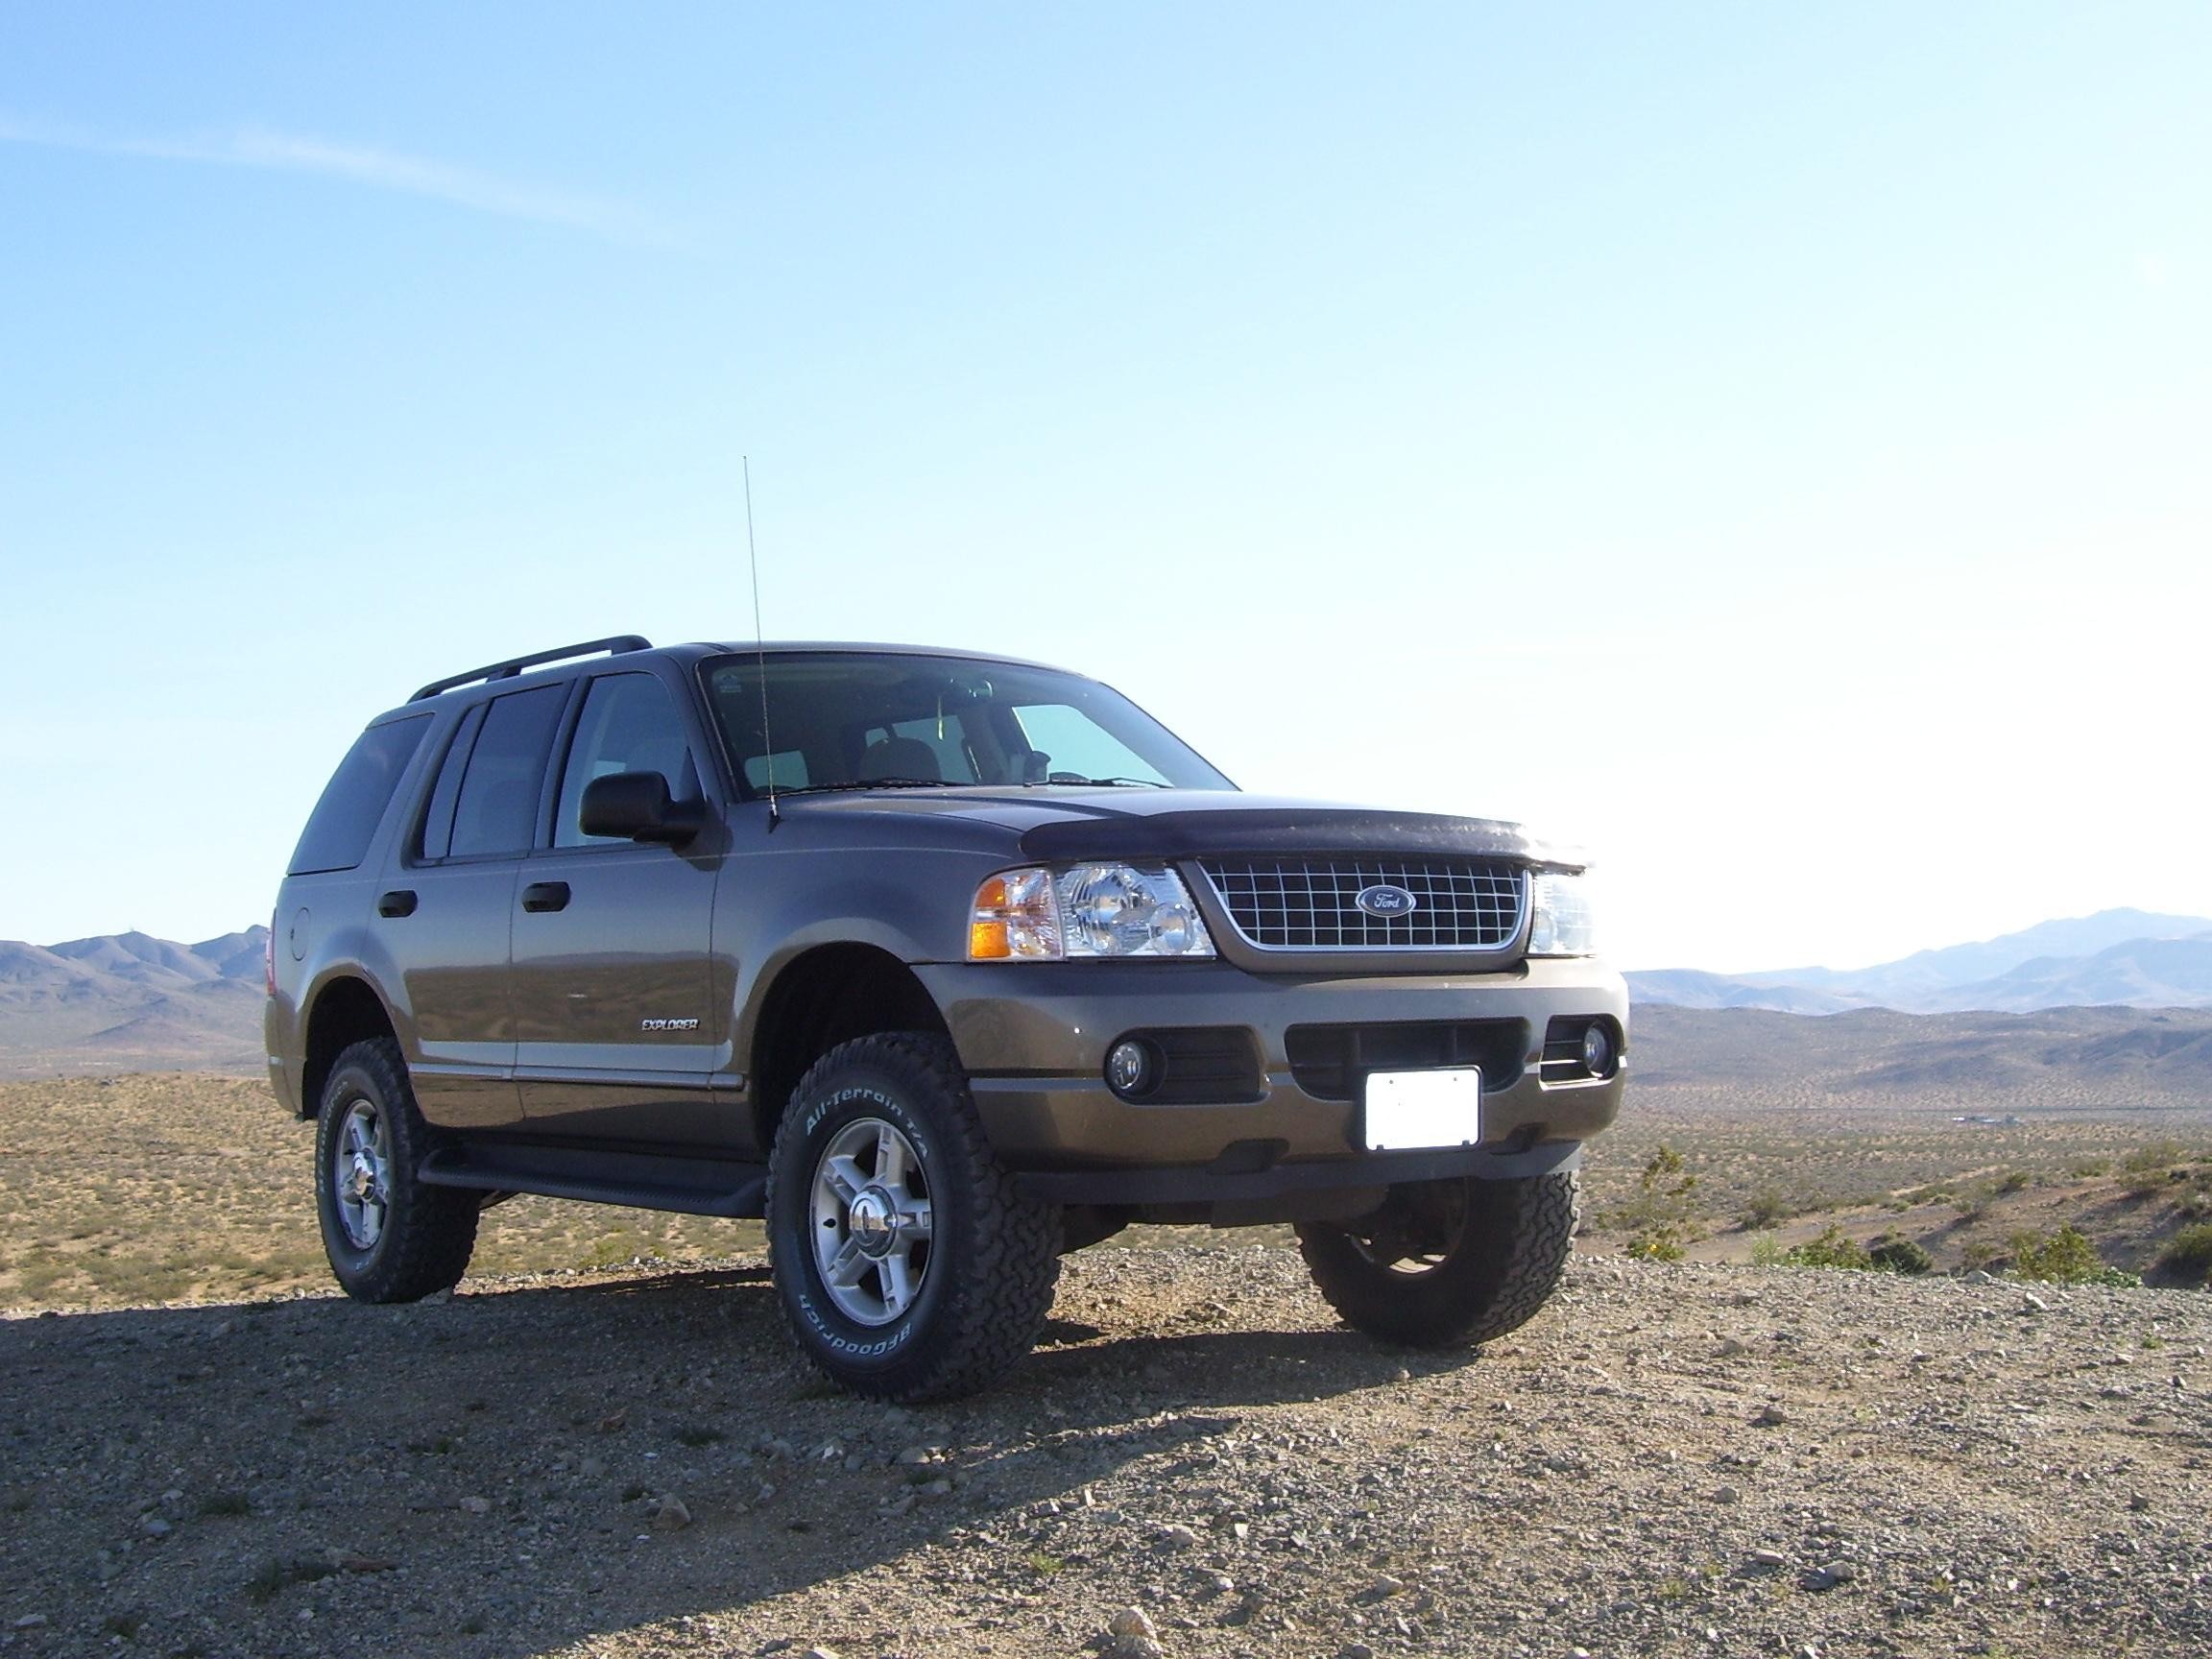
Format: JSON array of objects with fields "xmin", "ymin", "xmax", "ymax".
[{"xmin": 1196, "ymin": 858, "xmax": 1526, "ymax": 951}]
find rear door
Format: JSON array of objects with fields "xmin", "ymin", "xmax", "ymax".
[
  {"xmin": 393, "ymin": 682, "xmax": 570, "ymax": 1128},
  {"xmin": 510, "ymin": 668, "xmax": 725, "ymax": 1142}
]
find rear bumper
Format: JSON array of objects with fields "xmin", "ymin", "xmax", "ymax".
[{"xmin": 915, "ymin": 955, "xmax": 1626, "ymax": 1182}]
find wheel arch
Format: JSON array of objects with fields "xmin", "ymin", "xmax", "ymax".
[
  {"xmin": 301, "ymin": 975, "xmax": 400, "ymax": 1119},
  {"xmin": 748, "ymin": 943, "xmax": 950, "ymax": 1152}
]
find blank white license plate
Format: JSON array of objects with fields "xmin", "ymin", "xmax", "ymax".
[{"xmin": 1363, "ymin": 1068, "xmax": 1483, "ymax": 1150}]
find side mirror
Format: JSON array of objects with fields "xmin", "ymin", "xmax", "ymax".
[{"xmin": 579, "ymin": 772, "xmax": 707, "ymax": 846}]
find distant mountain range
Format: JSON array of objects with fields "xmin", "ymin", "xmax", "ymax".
[
  {"xmin": 0, "ymin": 927, "xmax": 268, "ymax": 1076},
  {"xmin": 1630, "ymin": 908, "xmax": 2212, "ymax": 1015},
  {"xmin": 1629, "ymin": 1000, "xmax": 2212, "ymax": 1102}
]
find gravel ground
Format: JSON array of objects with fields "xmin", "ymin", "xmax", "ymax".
[{"xmin": 3, "ymin": 1242, "xmax": 2208, "ymax": 1659}]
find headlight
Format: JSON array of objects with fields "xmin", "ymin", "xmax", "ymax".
[
  {"xmin": 970, "ymin": 865, "xmax": 1215, "ymax": 960},
  {"xmin": 1527, "ymin": 871, "xmax": 1596, "ymax": 956}
]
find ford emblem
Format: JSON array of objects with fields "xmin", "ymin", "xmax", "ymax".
[{"xmin": 1355, "ymin": 884, "xmax": 1418, "ymax": 918}]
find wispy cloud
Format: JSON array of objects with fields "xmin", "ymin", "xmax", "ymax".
[{"xmin": 0, "ymin": 114, "xmax": 665, "ymax": 245}]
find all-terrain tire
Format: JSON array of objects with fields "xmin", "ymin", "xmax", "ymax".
[
  {"xmin": 315, "ymin": 1037, "xmax": 480, "ymax": 1303},
  {"xmin": 766, "ymin": 1033, "xmax": 1061, "ymax": 1402},
  {"xmin": 1295, "ymin": 1169, "xmax": 1581, "ymax": 1347}
]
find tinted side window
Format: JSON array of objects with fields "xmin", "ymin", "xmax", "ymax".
[
  {"xmin": 415, "ymin": 703, "xmax": 487, "ymax": 861},
  {"xmin": 447, "ymin": 685, "xmax": 569, "ymax": 859},
  {"xmin": 554, "ymin": 674, "xmax": 695, "ymax": 848},
  {"xmin": 288, "ymin": 715, "xmax": 432, "ymax": 876}
]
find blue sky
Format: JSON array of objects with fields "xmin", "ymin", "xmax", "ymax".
[{"xmin": 2, "ymin": 4, "xmax": 2206, "ymax": 971}]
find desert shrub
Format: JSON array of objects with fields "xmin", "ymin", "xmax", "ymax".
[
  {"xmin": 2124, "ymin": 1141, "xmax": 2186, "ymax": 1174},
  {"xmin": 1997, "ymin": 1168, "xmax": 2032, "ymax": 1193},
  {"xmin": 1748, "ymin": 1232, "xmax": 1785, "ymax": 1267},
  {"xmin": 1625, "ymin": 1227, "xmax": 1685, "ymax": 1262},
  {"xmin": 2069, "ymin": 1156, "xmax": 2113, "ymax": 1178},
  {"xmin": 2010, "ymin": 1224, "xmax": 2140, "ymax": 1286},
  {"xmin": 1612, "ymin": 1144, "xmax": 1702, "ymax": 1236},
  {"xmin": 1868, "ymin": 1231, "xmax": 1935, "ymax": 1275},
  {"xmin": 2010, "ymin": 1224, "xmax": 2097, "ymax": 1281},
  {"xmin": 1741, "ymin": 1189, "xmax": 1791, "ymax": 1230},
  {"xmin": 1782, "ymin": 1226, "xmax": 1871, "ymax": 1271},
  {"xmin": 586, "ymin": 1233, "xmax": 649, "ymax": 1267},
  {"xmin": 2159, "ymin": 1223, "xmax": 2212, "ymax": 1284},
  {"xmin": 2123, "ymin": 1142, "xmax": 2189, "ymax": 1198}
]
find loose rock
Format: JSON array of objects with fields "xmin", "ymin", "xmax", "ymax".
[{"xmin": 1108, "ymin": 1606, "xmax": 1158, "ymax": 1640}]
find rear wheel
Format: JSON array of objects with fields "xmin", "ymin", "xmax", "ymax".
[
  {"xmin": 1295, "ymin": 1169, "xmax": 1580, "ymax": 1347},
  {"xmin": 767, "ymin": 1034, "xmax": 1061, "ymax": 1402},
  {"xmin": 314, "ymin": 1038, "xmax": 479, "ymax": 1302}
]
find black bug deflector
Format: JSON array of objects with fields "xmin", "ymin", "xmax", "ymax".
[{"xmin": 1013, "ymin": 793, "xmax": 1587, "ymax": 871}]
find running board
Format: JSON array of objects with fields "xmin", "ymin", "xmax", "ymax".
[{"xmin": 418, "ymin": 1144, "xmax": 768, "ymax": 1219}]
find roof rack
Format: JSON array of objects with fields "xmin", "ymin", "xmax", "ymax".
[{"xmin": 410, "ymin": 636, "xmax": 654, "ymax": 702}]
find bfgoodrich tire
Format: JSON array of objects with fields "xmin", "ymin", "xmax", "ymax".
[
  {"xmin": 314, "ymin": 1038, "xmax": 480, "ymax": 1303},
  {"xmin": 766, "ymin": 1033, "xmax": 1061, "ymax": 1402},
  {"xmin": 1295, "ymin": 1169, "xmax": 1580, "ymax": 1347}
]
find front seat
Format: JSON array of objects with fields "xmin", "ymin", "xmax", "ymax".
[{"xmin": 855, "ymin": 735, "xmax": 942, "ymax": 782}]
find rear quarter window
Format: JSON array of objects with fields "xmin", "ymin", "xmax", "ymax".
[{"xmin": 288, "ymin": 715, "xmax": 433, "ymax": 876}]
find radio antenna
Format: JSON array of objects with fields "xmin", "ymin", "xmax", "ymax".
[{"xmin": 743, "ymin": 456, "xmax": 780, "ymax": 827}]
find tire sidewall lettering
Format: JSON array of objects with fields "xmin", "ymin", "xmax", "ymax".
[
  {"xmin": 792, "ymin": 1286, "xmax": 915, "ymax": 1357},
  {"xmin": 786, "ymin": 1070, "xmax": 948, "ymax": 1364},
  {"xmin": 802, "ymin": 1084, "xmax": 935, "ymax": 1168}
]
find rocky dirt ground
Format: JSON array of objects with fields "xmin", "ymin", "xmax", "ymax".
[{"xmin": 4, "ymin": 1242, "xmax": 2209, "ymax": 1659}]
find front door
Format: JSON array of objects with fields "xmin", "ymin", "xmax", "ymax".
[{"xmin": 510, "ymin": 670, "xmax": 725, "ymax": 1142}]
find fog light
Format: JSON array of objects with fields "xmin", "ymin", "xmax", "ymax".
[
  {"xmin": 1581, "ymin": 1022, "xmax": 1615, "ymax": 1077},
  {"xmin": 1105, "ymin": 1038, "xmax": 1159, "ymax": 1099}
]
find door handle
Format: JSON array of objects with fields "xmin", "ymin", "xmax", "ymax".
[
  {"xmin": 520, "ymin": 881, "xmax": 572, "ymax": 913},
  {"xmin": 376, "ymin": 890, "xmax": 419, "ymax": 919}
]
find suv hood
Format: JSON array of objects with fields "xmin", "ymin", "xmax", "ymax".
[{"xmin": 772, "ymin": 787, "xmax": 1584, "ymax": 871}]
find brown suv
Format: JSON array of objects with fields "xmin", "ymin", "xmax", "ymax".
[{"xmin": 268, "ymin": 637, "xmax": 1625, "ymax": 1399}]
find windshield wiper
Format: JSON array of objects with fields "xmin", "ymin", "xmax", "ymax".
[
  {"xmin": 775, "ymin": 777, "xmax": 961, "ymax": 796},
  {"xmin": 775, "ymin": 774, "xmax": 1169, "ymax": 797}
]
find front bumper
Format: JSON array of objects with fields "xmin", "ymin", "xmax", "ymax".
[{"xmin": 915, "ymin": 955, "xmax": 1626, "ymax": 1199}]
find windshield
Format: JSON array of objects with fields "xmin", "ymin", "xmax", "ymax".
[{"xmin": 702, "ymin": 652, "xmax": 1235, "ymax": 799}]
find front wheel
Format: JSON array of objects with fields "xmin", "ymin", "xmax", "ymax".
[
  {"xmin": 314, "ymin": 1038, "xmax": 480, "ymax": 1303},
  {"xmin": 766, "ymin": 1034, "xmax": 1061, "ymax": 1402},
  {"xmin": 1295, "ymin": 1169, "xmax": 1580, "ymax": 1347}
]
